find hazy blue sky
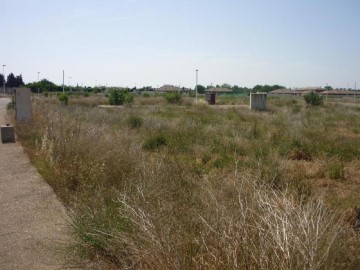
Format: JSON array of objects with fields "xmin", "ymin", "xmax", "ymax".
[{"xmin": 1, "ymin": 0, "xmax": 359, "ymax": 88}]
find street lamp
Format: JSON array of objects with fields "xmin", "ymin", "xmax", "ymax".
[
  {"xmin": 195, "ymin": 69, "xmax": 198, "ymax": 103},
  {"xmin": 3, "ymin": 65, "xmax": 6, "ymax": 94},
  {"xmin": 326, "ymin": 83, "xmax": 328, "ymax": 102},
  {"xmin": 37, "ymin": 72, "xmax": 40, "ymax": 96},
  {"xmin": 355, "ymin": 81, "xmax": 357, "ymax": 102}
]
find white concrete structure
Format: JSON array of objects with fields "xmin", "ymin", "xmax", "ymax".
[
  {"xmin": 250, "ymin": 93, "xmax": 267, "ymax": 111},
  {"xmin": 15, "ymin": 88, "xmax": 32, "ymax": 122}
]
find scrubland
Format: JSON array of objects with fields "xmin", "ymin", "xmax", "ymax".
[{"xmin": 15, "ymin": 95, "xmax": 360, "ymax": 269}]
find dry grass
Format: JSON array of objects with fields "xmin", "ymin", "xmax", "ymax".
[{"xmin": 15, "ymin": 95, "xmax": 360, "ymax": 269}]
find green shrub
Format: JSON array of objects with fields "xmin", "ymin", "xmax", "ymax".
[
  {"xmin": 127, "ymin": 115, "xmax": 143, "ymax": 129},
  {"xmin": 143, "ymin": 134, "xmax": 167, "ymax": 150},
  {"xmin": 58, "ymin": 93, "xmax": 69, "ymax": 105},
  {"xmin": 83, "ymin": 92, "xmax": 89, "ymax": 97},
  {"xmin": 304, "ymin": 92, "xmax": 323, "ymax": 106},
  {"xmin": 109, "ymin": 89, "xmax": 125, "ymax": 105},
  {"xmin": 6, "ymin": 97, "xmax": 15, "ymax": 110},
  {"xmin": 43, "ymin": 91, "xmax": 49, "ymax": 97},
  {"xmin": 327, "ymin": 162, "xmax": 344, "ymax": 180},
  {"xmin": 124, "ymin": 94, "xmax": 134, "ymax": 104},
  {"xmin": 164, "ymin": 92, "xmax": 181, "ymax": 104},
  {"xmin": 142, "ymin": 93, "xmax": 150, "ymax": 98}
]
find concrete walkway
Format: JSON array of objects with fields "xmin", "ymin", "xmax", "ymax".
[{"xmin": 0, "ymin": 98, "xmax": 79, "ymax": 269}]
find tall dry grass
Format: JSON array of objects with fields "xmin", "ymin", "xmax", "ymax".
[{"xmin": 15, "ymin": 97, "xmax": 360, "ymax": 269}]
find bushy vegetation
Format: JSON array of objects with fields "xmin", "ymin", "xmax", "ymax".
[
  {"xmin": 16, "ymin": 96, "xmax": 360, "ymax": 269},
  {"xmin": 58, "ymin": 92, "xmax": 69, "ymax": 105},
  {"xmin": 108, "ymin": 89, "xmax": 134, "ymax": 105},
  {"xmin": 163, "ymin": 92, "xmax": 182, "ymax": 104},
  {"xmin": 304, "ymin": 91, "xmax": 324, "ymax": 106},
  {"xmin": 126, "ymin": 115, "xmax": 143, "ymax": 129},
  {"xmin": 108, "ymin": 89, "xmax": 125, "ymax": 105}
]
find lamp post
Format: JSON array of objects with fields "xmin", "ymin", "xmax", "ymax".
[
  {"xmin": 195, "ymin": 69, "xmax": 198, "ymax": 103},
  {"xmin": 326, "ymin": 83, "xmax": 328, "ymax": 102},
  {"xmin": 37, "ymin": 72, "xmax": 40, "ymax": 96},
  {"xmin": 355, "ymin": 81, "xmax": 357, "ymax": 102},
  {"xmin": 3, "ymin": 65, "xmax": 5, "ymax": 94}
]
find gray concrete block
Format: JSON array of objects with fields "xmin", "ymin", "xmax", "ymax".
[
  {"xmin": 15, "ymin": 88, "xmax": 32, "ymax": 122},
  {"xmin": 250, "ymin": 93, "xmax": 267, "ymax": 111},
  {"xmin": 1, "ymin": 125, "xmax": 15, "ymax": 143}
]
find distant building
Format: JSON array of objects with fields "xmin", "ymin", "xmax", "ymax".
[
  {"xmin": 269, "ymin": 87, "xmax": 326, "ymax": 96},
  {"xmin": 155, "ymin": 85, "xmax": 191, "ymax": 93},
  {"xmin": 320, "ymin": 89, "xmax": 359, "ymax": 96},
  {"xmin": 205, "ymin": 87, "xmax": 232, "ymax": 94},
  {"xmin": 269, "ymin": 87, "xmax": 359, "ymax": 97}
]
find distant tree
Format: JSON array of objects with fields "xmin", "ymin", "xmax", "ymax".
[
  {"xmin": 221, "ymin": 83, "xmax": 231, "ymax": 89},
  {"xmin": 252, "ymin": 85, "xmax": 263, "ymax": 92},
  {"xmin": 15, "ymin": 74, "xmax": 25, "ymax": 86},
  {"xmin": 5, "ymin": 73, "xmax": 18, "ymax": 87},
  {"xmin": 272, "ymin": 84, "xmax": 285, "ymax": 90},
  {"xmin": 196, "ymin": 84, "xmax": 206, "ymax": 94},
  {"xmin": 26, "ymin": 79, "xmax": 58, "ymax": 93},
  {"xmin": 252, "ymin": 84, "xmax": 285, "ymax": 93},
  {"xmin": 324, "ymin": 85, "xmax": 333, "ymax": 90},
  {"xmin": 0, "ymin": 74, "xmax": 4, "ymax": 87}
]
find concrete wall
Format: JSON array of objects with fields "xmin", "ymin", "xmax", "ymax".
[
  {"xmin": 250, "ymin": 93, "xmax": 267, "ymax": 111},
  {"xmin": 15, "ymin": 88, "xmax": 32, "ymax": 122}
]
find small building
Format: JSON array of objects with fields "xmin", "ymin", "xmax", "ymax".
[
  {"xmin": 269, "ymin": 87, "xmax": 326, "ymax": 96},
  {"xmin": 155, "ymin": 85, "xmax": 191, "ymax": 94},
  {"xmin": 268, "ymin": 89, "xmax": 303, "ymax": 96},
  {"xmin": 320, "ymin": 89, "xmax": 359, "ymax": 96},
  {"xmin": 205, "ymin": 87, "xmax": 232, "ymax": 95}
]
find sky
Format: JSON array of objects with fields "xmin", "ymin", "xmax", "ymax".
[{"xmin": 1, "ymin": 0, "xmax": 360, "ymax": 89}]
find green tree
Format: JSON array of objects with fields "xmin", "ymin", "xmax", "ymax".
[
  {"xmin": 5, "ymin": 73, "xmax": 17, "ymax": 87},
  {"xmin": 15, "ymin": 75, "xmax": 25, "ymax": 86},
  {"xmin": 5, "ymin": 73, "xmax": 24, "ymax": 87},
  {"xmin": 196, "ymin": 84, "xmax": 206, "ymax": 94},
  {"xmin": 324, "ymin": 85, "xmax": 333, "ymax": 90},
  {"xmin": 0, "ymin": 74, "xmax": 4, "ymax": 87},
  {"xmin": 221, "ymin": 83, "xmax": 231, "ymax": 89},
  {"xmin": 26, "ymin": 79, "xmax": 58, "ymax": 93},
  {"xmin": 252, "ymin": 84, "xmax": 285, "ymax": 93}
]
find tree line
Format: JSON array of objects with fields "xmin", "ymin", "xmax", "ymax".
[
  {"xmin": 0, "ymin": 73, "xmax": 25, "ymax": 87},
  {"xmin": 0, "ymin": 73, "xmax": 286, "ymax": 95}
]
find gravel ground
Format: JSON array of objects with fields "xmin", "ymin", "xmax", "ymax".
[{"xmin": 0, "ymin": 98, "xmax": 92, "ymax": 269}]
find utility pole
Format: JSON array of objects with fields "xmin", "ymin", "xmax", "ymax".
[
  {"xmin": 37, "ymin": 72, "xmax": 40, "ymax": 96},
  {"xmin": 355, "ymin": 81, "xmax": 357, "ymax": 102},
  {"xmin": 62, "ymin": 70, "xmax": 65, "ymax": 93},
  {"xmin": 326, "ymin": 83, "xmax": 328, "ymax": 102},
  {"xmin": 3, "ymin": 65, "xmax": 6, "ymax": 94},
  {"xmin": 195, "ymin": 69, "xmax": 198, "ymax": 103}
]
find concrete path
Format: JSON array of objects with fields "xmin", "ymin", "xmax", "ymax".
[{"xmin": 0, "ymin": 98, "xmax": 81, "ymax": 269}]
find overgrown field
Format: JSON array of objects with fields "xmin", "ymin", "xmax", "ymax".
[{"xmin": 16, "ymin": 96, "xmax": 360, "ymax": 269}]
